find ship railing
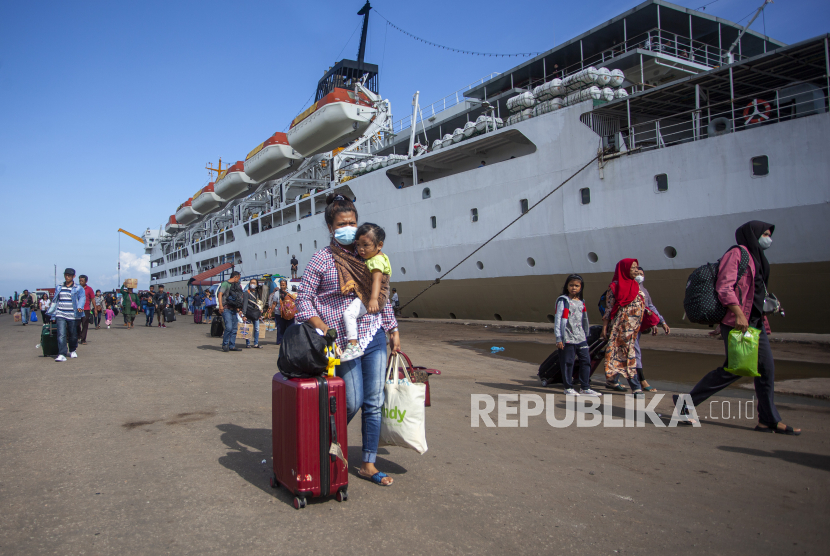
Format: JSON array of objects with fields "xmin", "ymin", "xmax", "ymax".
[
  {"xmin": 512, "ymin": 28, "xmax": 745, "ymax": 98},
  {"xmin": 390, "ymin": 72, "xmax": 502, "ymax": 135},
  {"xmin": 622, "ymin": 84, "xmax": 827, "ymax": 153}
]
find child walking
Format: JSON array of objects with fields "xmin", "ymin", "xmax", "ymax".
[
  {"xmin": 105, "ymin": 305, "xmax": 114, "ymax": 329},
  {"xmin": 340, "ymin": 223, "xmax": 392, "ymax": 362},
  {"xmin": 554, "ymin": 274, "xmax": 600, "ymax": 396}
]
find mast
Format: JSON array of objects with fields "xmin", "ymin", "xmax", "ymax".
[{"xmin": 356, "ymin": 1, "xmax": 371, "ymax": 72}]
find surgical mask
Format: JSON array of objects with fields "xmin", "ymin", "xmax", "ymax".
[
  {"xmin": 249, "ymin": 284, "xmax": 256, "ymax": 290},
  {"xmin": 634, "ymin": 275, "xmax": 644, "ymax": 284},
  {"xmin": 333, "ymin": 226, "xmax": 357, "ymax": 245},
  {"xmin": 759, "ymin": 236, "xmax": 772, "ymax": 250}
]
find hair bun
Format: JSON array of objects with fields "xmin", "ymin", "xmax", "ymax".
[{"xmin": 326, "ymin": 193, "xmax": 347, "ymax": 205}]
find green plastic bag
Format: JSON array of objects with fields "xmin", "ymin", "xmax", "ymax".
[{"xmin": 724, "ymin": 328, "xmax": 761, "ymax": 377}]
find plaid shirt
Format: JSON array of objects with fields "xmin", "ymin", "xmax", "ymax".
[{"xmin": 296, "ymin": 244, "xmax": 397, "ymax": 351}]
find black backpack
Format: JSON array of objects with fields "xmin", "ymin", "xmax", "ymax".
[
  {"xmin": 243, "ymin": 292, "xmax": 262, "ymax": 321},
  {"xmin": 224, "ymin": 282, "xmax": 244, "ymax": 309},
  {"xmin": 683, "ymin": 245, "xmax": 750, "ymax": 325},
  {"xmin": 277, "ymin": 322, "xmax": 332, "ymax": 378}
]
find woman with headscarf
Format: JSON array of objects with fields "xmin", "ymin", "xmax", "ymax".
[
  {"xmin": 119, "ymin": 282, "xmax": 140, "ymax": 330},
  {"xmin": 601, "ymin": 258, "xmax": 644, "ymax": 393},
  {"xmin": 677, "ymin": 221, "xmax": 798, "ymax": 434},
  {"xmin": 269, "ymin": 278, "xmax": 297, "ymax": 346}
]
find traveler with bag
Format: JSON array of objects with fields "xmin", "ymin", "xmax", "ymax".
[
  {"xmin": 39, "ymin": 293, "xmax": 52, "ymax": 324},
  {"xmin": 290, "ymin": 255, "xmax": 299, "ymax": 279},
  {"xmin": 218, "ymin": 271, "xmax": 244, "ymax": 352},
  {"xmin": 241, "ymin": 277, "xmax": 263, "ymax": 348},
  {"xmin": 154, "ymin": 285, "xmax": 168, "ymax": 328},
  {"xmin": 554, "ymin": 274, "xmax": 601, "ymax": 397},
  {"xmin": 94, "ymin": 290, "xmax": 105, "ymax": 329},
  {"xmin": 19, "ymin": 289, "xmax": 34, "ymax": 325},
  {"xmin": 47, "ymin": 268, "xmax": 85, "ymax": 362},
  {"xmin": 677, "ymin": 221, "xmax": 798, "ymax": 434},
  {"xmin": 120, "ymin": 282, "xmax": 140, "ymax": 329},
  {"xmin": 296, "ymin": 194, "xmax": 401, "ymax": 487},
  {"xmin": 269, "ymin": 278, "xmax": 297, "ymax": 346},
  {"xmin": 144, "ymin": 285, "xmax": 156, "ymax": 326},
  {"xmin": 78, "ymin": 275, "xmax": 95, "ymax": 344},
  {"xmin": 204, "ymin": 290, "xmax": 217, "ymax": 323},
  {"xmin": 601, "ymin": 259, "xmax": 645, "ymax": 393}
]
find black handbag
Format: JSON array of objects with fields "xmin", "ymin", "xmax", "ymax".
[{"xmin": 277, "ymin": 322, "xmax": 334, "ymax": 378}]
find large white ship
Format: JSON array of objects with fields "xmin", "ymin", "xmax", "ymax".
[{"xmin": 144, "ymin": 0, "xmax": 830, "ymax": 333}]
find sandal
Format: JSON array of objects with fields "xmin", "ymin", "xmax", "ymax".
[
  {"xmin": 759, "ymin": 421, "xmax": 801, "ymax": 436},
  {"xmin": 606, "ymin": 382, "xmax": 627, "ymax": 392},
  {"xmin": 358, "ymin": 468, "xmax": 393, "ymax": 486},
  {"xmin": 642, "ymin": 385, "xmax": 657, "ymax": 392},
  {"xmin": 672, "ymin": 394, "xmax": 698, "ymax": 425}
]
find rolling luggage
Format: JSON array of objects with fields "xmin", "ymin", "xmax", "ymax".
[
  {"xmin": 210, "ymin": 318, "xmax": 224, "ymax": 337},
  {"xmin": 270, "ymin": 374, "xmax": 349, "ymax": 509},
  {"xmin": 181, "ymin": 307, "xmax": 188, "ymax": 316},
  {"xmin": 193, "ymin": 309, "xmax": 202, "ymax": 324},
  {"xmin": 164, "ymin": 307, "xmax": 175, "ymax": 322},
  {"xmin": 538, "ymin": 325, "xmax": 607, "ymax": 387},
  {"xmin": 40, "ymin": 323, "xmax": 59, "ymax": 357}
]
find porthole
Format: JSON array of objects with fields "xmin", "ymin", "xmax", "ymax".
[
  {"xmin": 655, "ymin": 173, "xmax": 669, "ymax": 192},
  {"xmin": 751, "ymin": 155, "xmax": 769, "ymax": 177},
  {"xmin": 494, "ymin": 313, "xmax": 503, "ymax": 321},
  {"xmin": 476, "ymin": 261, "xmax": 484, "ymax": 270},
  {"xmin": 587, "ymin": 252, "xmax": 599, "ymax": 263},
  {"xmin": 546, "ymin": 314, "xmax": 555, "ymax": 323},
  {"xmin": 580, "ymin": 188, "xmax": 591, "ymax": 204},
  {"xmin": 527, "ymin": 257, "xmax": 536, "ymax": 267},
  {"xmin": 435, "ymin": 264, "xmax": 441, "ymax": 273},
  {"xmin": 664, "ymin": 246, "xmax": 677, "ymax": 259},
  {"xmin": 412, "ymin": 312, "xmax": 419, "ymax": 318},
  {"xmin": 422, "ymin": 187, "xmax": 431, "ymax": 199},
  {"xmin": 449, "ymin": 313, "xmax": 457, "ymax": 319},
  {"xmin": 401, "ymin": 267, "xmax": 407, "ymax": 275}
]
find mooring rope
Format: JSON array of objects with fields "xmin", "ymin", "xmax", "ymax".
[{"xmin": 399, "ymin": 153, "xmax": 601, "ymax": 311}]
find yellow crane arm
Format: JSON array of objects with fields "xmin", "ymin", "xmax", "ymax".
[{"xmin": 118, "ymin": 228, "xmax": 145, "ymax": 244}]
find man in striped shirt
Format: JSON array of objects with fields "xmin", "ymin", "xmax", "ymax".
[{"xmin": 48, "ymin": 268, "xmax": 86, "ymax": 362}]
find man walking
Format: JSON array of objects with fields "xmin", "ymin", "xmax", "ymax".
[
  {"xmin": 154, "ymin": 285, "xmax": 168, "ymax": 328},
  {"xmin": 49, "ymin": 268, "xmax": 85, "ymax": 362},
  {"xmin": 78, "ymin": 275, "xmax": 95, "ymax": 345},
  {"xmin": 290, "ymin": 254, "xmax": 299, "ymax": 279},
  {"xmin": 145, "ymin": 285, "xmax": 156, "ymax": 326},
  {"xmin": 217, "ymin": 271, "xmax": 244, "ymax": 352},
  {"xmin": 19, "ymin": 289, "xmax": 35, "ymax": 325}
]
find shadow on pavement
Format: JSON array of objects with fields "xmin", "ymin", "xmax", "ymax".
[
  {"xmin": 197, "ymin": 344, "xmax": 225, "ymax": 351},
  {"xmin": 717, "ymin": 446, "xmax": 830, "ymax": 471}
]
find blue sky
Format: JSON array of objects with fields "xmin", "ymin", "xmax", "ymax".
[{"xmin": 1, "ymin": 0, "xmax": 826, "ymax": 297}]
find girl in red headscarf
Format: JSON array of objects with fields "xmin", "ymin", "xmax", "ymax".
[{"xmin": 601, "ymin": 258, "xmax": 645, "ymax": 392}]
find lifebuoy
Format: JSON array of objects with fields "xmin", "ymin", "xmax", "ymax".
[{"xmin": 743, "ymin": 98, "xmax": 772, "ymax": 125}]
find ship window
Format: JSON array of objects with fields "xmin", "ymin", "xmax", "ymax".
[
  {"xmin": 751, "ymin": 156, "xmax": 769, "ymax": 177},
  {"xmin": 520, "ymin": 199, "xmax": 529, "ymax": 214},
  {"xmin": 587, "ymin": 252, "xmax": 598, "ymax": 263},
  {"xmin": 286, "ymin": 247, "xmax": 289, "ymax": 254},
  {"xmin": 664, "ymin": 246, "xmax": 677, "ymax": 259},
  {"xmin": 422, "ymin": 188, "xmax": 431, "ymax": 199},
  {"xmin": 264, "ymin": 251, "xmax": 267, "ymax": 259},
  {"xmin": 655, "ymin": 174, "xmax": 669, "ymax": 192},
  {"xmin": 397, "ymin": 222, "xmax": 402, "ymax": 234},
  {"xmin": 314, "ymin": 240, "xmax": 317, "ymax": 249},
  {"xmin": 275, "ymin": 249, "xmax": 278, "ymax": 256},
  {"xmin": 527, "ymin": 257, "xmax": 536, "ymax": 267},
  {"xmin": 255, "ymin": 253, "xmax": 257, "ymax": 260},
  {"xmin": 476, "ymin": 261, "xmax": 484, "ymax": 270},
  {"xmin": 401, "ymin": 267, "xmax": 406, "ymax": 275},
  {"xmin": 435, "ymin": 264, "xmax": 441, "ymax": 272},
  {"xmin": 300, "ymin": 244, "xmax": 303, "ymax": 252},
  {"xmin": 297, "ymin": 224, "xmax": 301, "ymax": 232},
  {"xmin": 580, "ymin": 188, "xmax": 591, "ymax": 204},
  {"xmin": 431, "ymin": 216, "xmax": 437, "ymax": 229},
  {"xmin": 471, "ymin": 208, "xmax": 478, "ymax": 222}
]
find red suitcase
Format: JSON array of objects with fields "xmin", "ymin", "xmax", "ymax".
[
  {"xmin": 193, "ymin": 309, "xmax": 202, "ymax": 324},
  {"xmin": 270, "ymin": 374, "xmax": 349, "ymax": 509}
]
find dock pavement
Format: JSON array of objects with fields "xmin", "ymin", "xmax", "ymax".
[{"xmin": 1, "ymin": 315, "xmax": 828, "ymax": 555}]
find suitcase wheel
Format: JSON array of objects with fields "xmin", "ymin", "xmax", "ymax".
[
  {"xmin": 293, "ymin": 496, "xmax": 307, "ymax": 510},
  {"xmin": 336, "ymin": 488, "xmax": 348, "ymax": 502},
  {"xmin": 269, "ymin": 473, "xmax": 279, "ymax": 489},
  {"xmin": 540, "ymin": 379, "xmax": 548, "ymax": 387}
]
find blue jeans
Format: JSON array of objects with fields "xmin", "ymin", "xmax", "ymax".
[
  {"xmin": 145, "ymin": 305, "xmax": 155, "ymax": 324},
  {"xmin": 21, "ymin": 307, "xmax": 31, "ymax": 324},
  {"xmin": 245, "ymin": 320, "xmax": 260, "ymax": 346},
  {"xmin": 276, "ymin": 316, "xmax": 295, "ymax": 345},
  {"xmin": 336, "ymin": 328, "xmax": 387, "ymax": 464},
  {"xmin": 56, "ymin": 317, "xmax": 78, "ymax": 356},
  {"xmin": 222, "ymin": 308, "xmax": 238, "ymax": 349}
]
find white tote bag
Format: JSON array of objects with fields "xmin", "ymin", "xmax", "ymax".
[{"xmin": 379, "ymin": 353, "xmax": 428, "ymax": 454}]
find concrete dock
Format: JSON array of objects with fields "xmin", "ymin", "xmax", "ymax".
[{"xmin": 1, "ymin": 315, "xmax": 828, "ymax": 555}]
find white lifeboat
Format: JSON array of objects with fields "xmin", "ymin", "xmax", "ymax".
[
  {"xmin": 452, "ymin": 128, "xmax": 464, "ymax": 143},
  {"xmin": 595, "ymin": 68, "xmax": 612, "ymax": 87},
  {"xmin": 244, "ymin": 132, "xmax": 302, "ymax": 183},
  {"xmin": 165, "ymin": 215, "xmax": 183, "ymax": 234},
  {"xmin": 463, "ymin": 121, "xmax": 477, "ymax": 138},
  {"xmin": 287, "ymin": 88, "xmax": 377, "ymax": 156},
  {"xmin": 440, "ymin": 133, "xmax": 454, "ymax": 148},
  {"xmin": 191, "ymin": 182, "xmax": 225, "ymax": 215},
  {"xmin": 214, "ymin": 161, "xmax": 257, "ymax": 201},
  {"xmin": 175, "ymin": 198, "xmax": 201, "ymax": 226},
  {"xmin": 432, "ymin": 138, "xmax": 443, "ymax": 151},
  {"xmin": 609, "ymin": 69, "xmax": 625, "ymax": 87}
]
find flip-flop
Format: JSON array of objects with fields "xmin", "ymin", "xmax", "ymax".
[
  {"xmin": 606, "ymin": 382, "xmax": 627, "ymax": 392},
  {"xmin": 358, "ymin": 469, "xmax": 393, "ymax": 486},
  {"xmin": 642, "ymin": 385, "xmax": 657, "ymax": 392}
]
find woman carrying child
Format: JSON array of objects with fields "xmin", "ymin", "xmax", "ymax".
[
  {"xmin": 554, "ymin": 274, "xmax": 600, "ymax": 397},
  {"xmin": 601, "ymin": 258, "xmax": 644, "ymax": 393},
  {"xmin": 296, "ymin": 194, "xmax": 401, "ymax": 487}
]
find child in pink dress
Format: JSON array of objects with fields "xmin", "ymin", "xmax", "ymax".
[{"xmin": 105, "ymin": 305, "xmax": 114, "ymax": 329}]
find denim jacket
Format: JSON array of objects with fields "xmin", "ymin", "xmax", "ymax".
[{"xmin": 47, "ymin": 283, "xmax": 86, "ymax": 319}]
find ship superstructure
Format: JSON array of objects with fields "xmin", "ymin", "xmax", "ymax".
[{"xmin": 145, "ymin": 0, "xmax": 830, "ymax": 332}]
